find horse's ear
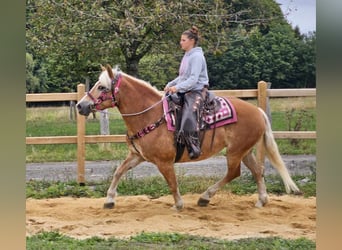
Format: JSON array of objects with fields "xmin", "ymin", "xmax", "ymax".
[
  {"xmin": 106, "ymin": 64, "xmax": 114, "ymax": 80},
  {"xmin": 100, "ymin": 64, "xmax": 106, "ymax": 71}
]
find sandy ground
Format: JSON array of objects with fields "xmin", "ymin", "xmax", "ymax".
[{"xmin": 26, "ymin": 193, "xmax": 316, "ymax": 241}]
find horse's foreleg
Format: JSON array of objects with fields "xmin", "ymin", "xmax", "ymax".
[
  {"xmin": 156, "ymin": 162, "xmax": 183, "ymax": 211},
  {"xmin": 242, "ymin": 151, "xmax": 269, "ymax": 207},
  {"xmin": 198, "ymin": 156, "xmax": 241, "ymax": 207},
  {"xmin": 104, "ymin": 152, "xmax": 144, "ymax": 209}
]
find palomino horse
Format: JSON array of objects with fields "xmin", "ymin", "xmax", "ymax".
[{"xmin": 77, "ymin": 64, "xmax": 300, "ymax": 210}]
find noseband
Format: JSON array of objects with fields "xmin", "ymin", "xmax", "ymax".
[{"xmin": 87, "ymin": 73, "xmax": 122, "ymax": 110}]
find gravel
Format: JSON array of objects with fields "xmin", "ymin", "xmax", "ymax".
[{"xmin": 26, "ymin": 155, "xmax": 316, "ymax": 182}]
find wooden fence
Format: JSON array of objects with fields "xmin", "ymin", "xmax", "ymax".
[{"xmin": 26, "ymin": 81, "xmax": 316, "ymax": 184}]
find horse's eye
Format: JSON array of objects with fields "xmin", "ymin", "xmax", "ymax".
[{"xmin": 98, "ymin": 86, "xmax": 107, "ymax": 91}]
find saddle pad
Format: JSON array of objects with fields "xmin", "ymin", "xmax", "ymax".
[
  {"xmin": 205, "ymin": 96, "xmax": 237, "ymax": 129},
  {"xmin": 163, "ymin": 99, "xmax": 177, "ymax": 131},
  {"xmin": 163, "ymin": 96, "xmax": 237, "ymax": 131}
]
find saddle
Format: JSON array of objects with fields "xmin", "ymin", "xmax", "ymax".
[{"xmin": 163, "ymin": 90, "xmax": 237, "ymax": 161}]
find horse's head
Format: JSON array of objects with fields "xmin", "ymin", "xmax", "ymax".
[{"xmin": 77, "ymin": 64, "xmax": 121, "ymax": 116}]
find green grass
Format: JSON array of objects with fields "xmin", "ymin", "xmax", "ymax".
[
  {"xmin": 26, "ymin": 107, "xmax": 129, "ymax": 162},
  {"xmin": 26, "ymin": 97, "xmax": 316, "ymax": 162},
  {"xmin": 272, "ymin": 108, "xmax": 316, "ymax": 154},
  {"xmin": 27, "ymin": 231, "xmax": 316, "ymax": 249},
  {"xmin": 26, "ymin": 173, "xmax": 316, "ymax": 199}
]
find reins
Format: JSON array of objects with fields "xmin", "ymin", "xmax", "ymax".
[
  {"xmin": 121, "ymin": 96, "xmax": 168, "ymax": 117},
  {"xmin": 96, "ymin": 95, "xmax": 168, "ymax": 116},
  {"xmin": 99, "ymin": 93, "xmax": 170, "ymax": 117}
]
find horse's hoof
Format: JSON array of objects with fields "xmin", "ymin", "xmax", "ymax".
[
  {"xmin": 197, "ymin": 198, "xmax": 210, "ymax": 207},
  {"xmin": 255, "ymin": 200, "xmax": 264, "ymax": 208},
  {"xmin": 255, "ymin": 194, "xmax": 269, "ymax": 208},
  {"xmin": 294, "ymin": 190, "xmax": 303, "ymax": 195},
  {"xmin": 103, "ymin": 202, "xmax": 115, "ymax": 209},
  {"xmin": 171, "ymin": 205, "xmax": 183, "ymax": 211}
]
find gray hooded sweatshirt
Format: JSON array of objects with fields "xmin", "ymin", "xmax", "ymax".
[{"xmin": 166, "ymin": 47, "xmax": 209, "ymax": 93}]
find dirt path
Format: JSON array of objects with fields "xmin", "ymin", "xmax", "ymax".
[
  {"xmin": 26, "ymin": 155, "xmax": 316, "ymax": 182},
  {"xmin": 26, "ymin": 193, "xmax": 316, "ymax": 241}
]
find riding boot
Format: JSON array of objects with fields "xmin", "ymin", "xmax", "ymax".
[{"xmin": 187, "ymin": 132, "xmax": 201, "ymax": 159}]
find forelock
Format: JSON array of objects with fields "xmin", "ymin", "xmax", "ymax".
[{"xmin": 99, "ymin": 70, "xmax": 111, "ymax": 88}]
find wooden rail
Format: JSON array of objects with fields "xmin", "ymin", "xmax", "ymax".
[{"xmin": 26, "ymin": 81, "xmax": 316, "ymax": 183}]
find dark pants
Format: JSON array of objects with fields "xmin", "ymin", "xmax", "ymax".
[{"xmin": 178, "ymin": 90, "xmax": 204, "ymax": 159}]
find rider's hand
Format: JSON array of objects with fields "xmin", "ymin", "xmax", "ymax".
[{"xmin": 167, "ymin": 86, "xmax": 177, "ymax": 94}]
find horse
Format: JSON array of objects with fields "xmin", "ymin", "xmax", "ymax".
[{"xmin": 76, "ymin": 64, "xmax": 300, "ymax": 210}]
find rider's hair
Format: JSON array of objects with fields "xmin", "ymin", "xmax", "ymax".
[{"xmin": 182, "ymin": 26, "xmax": 200, "ymax": 46}]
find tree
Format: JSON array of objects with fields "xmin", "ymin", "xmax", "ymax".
[
  {"xmin": 27, "ymin": 0, "xmax": 117, "ymax": 92},
  {"xmin": 26, "ymin": 52, "xmax": 48, "ymax": 93},
  {"xmin": 26, "ymin": 53, "xmax": 39, "ymax": 93},
  {"xmin": 27, "ymin": 0, "xmax": 285, "ymax": 91},
  {"xmin": 139, "ymin": 54, "xmax": 180, "ymax": 90},
  {"xmin": 27, "ymin": 0, "xmax": 309, "ymax": 92},
  {"xmin": 292, "ymin": 32, "xmax": 316, "ymax": 88},
  {"xmin": 207, "ymin": 23, "xmax": 315, "ymax": 89},
  {"xmin": 26, "ymin": 0, "xmax": 232, "ymax": 82}
]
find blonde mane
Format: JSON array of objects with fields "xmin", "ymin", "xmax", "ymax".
[{"xmin": 112, "ymin": 66, "xmax": 162, "ymax": 97}]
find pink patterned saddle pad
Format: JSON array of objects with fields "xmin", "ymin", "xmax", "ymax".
[{"xmin": 163, "ymin": 96, "xmax": 237, "ymax": 131}]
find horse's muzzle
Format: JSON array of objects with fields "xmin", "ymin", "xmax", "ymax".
[{"xmin": 76, "ymin": 101, "xmax": 92, "ymax": 116}]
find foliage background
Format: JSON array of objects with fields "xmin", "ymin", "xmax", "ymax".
[{"xmin": 26, "ymin": 0, "xmax": 315, "ymax": 93}]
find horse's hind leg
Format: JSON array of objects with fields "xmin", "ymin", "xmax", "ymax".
[
  {"xmin": 198, "ymin": 155, "xmax": 241, "ymax": 207},
  {"xmin": 242, "ymin": 150, "xmax": 269, "ymax": 207},
  {"xmin": 104, "ymin": 152, "xmax": 144, "ymax": 209}
]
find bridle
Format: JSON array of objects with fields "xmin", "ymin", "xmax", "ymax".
[
  {"xmin": 85, "ymin": 71, "xmax": 171, "ymax": 153},
  {"xmin": 87, "ymin": 72, "xmax": 170, "ymax": 117},
  {"xmin": 87, "ymin": 73, "xmax": 122, "ymax": 111}
]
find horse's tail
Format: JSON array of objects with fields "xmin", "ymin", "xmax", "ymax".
[{"xmin": 258, "ymin": 108, "xmax": 301, "ymax": 194}]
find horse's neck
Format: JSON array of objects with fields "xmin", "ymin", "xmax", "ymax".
[{"xmin": 117, "ymin": 77, "xmax": 163, "ymax": 132}]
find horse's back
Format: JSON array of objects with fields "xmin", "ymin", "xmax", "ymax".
[
  {"xmin": 228, "ymin": 97, "xmax": 264, "ymax": 125},
  {"xmin": 222, "ymin": 97, "xmax": 266, "ymax": 152}
]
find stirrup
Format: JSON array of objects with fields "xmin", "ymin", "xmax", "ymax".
[
  {"xmin": 188, "ymin": 143, "xmax": 201, "ymax": 159},
  {"xmin": 189, "ymin": 150, "xmax": 200, "ymax": 159}
]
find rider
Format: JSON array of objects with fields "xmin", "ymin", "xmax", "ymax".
[{"xmin": 164, "ymin": 26, "xmax": 209, "ymax": 159}]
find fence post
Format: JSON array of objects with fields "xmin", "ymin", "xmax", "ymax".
[
  {"xmin": 257, "ymin": 81, "xmax": 268, "ymax": 112},
  {"xmin": 77, "ymin": 84, "xmax": 86, "ymax": 185},
  {"xmin": 266, "ymin": 82, "xmax": 272, "ymax": 125},
  {"xmin": 256, "ymin": 81, "xmax": 268, "ymax": 169},
  {"xmin": 99, "ymin": 109, "xmax": 110, "ymax": 151}
]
